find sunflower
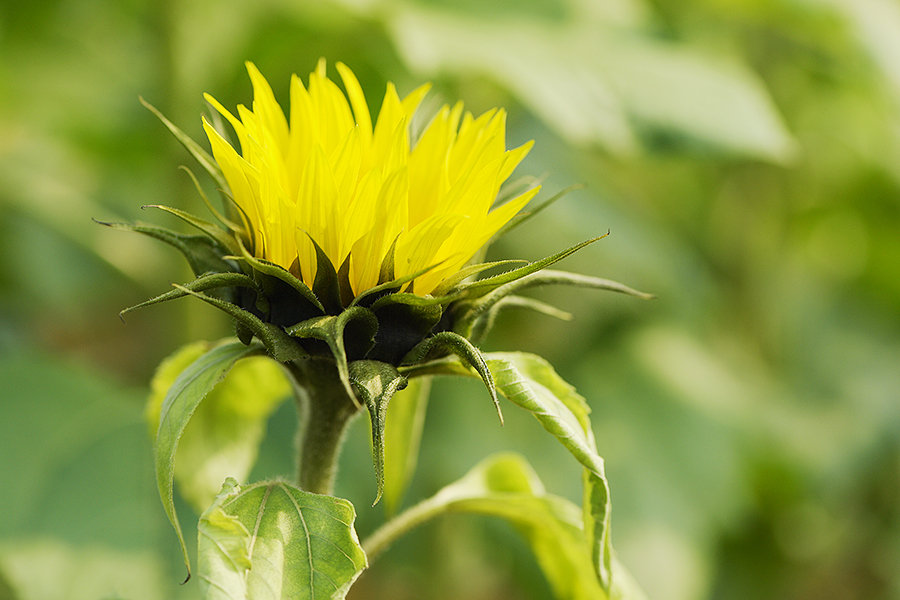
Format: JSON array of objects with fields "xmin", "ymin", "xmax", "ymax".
[{"xmin": 203, "ymin": 60, "xmax": 538, "ymax": 297}]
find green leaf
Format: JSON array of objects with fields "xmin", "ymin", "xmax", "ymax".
[
  {"xmin": 197, "ymin": 478, "xmax": 367, "ymax": 600},
  {"xmin": 147, "ymin": 342, "xmax": 290, "ymax": 513},
  {"xmin": 365, "ymin": 453, "xmax": 641, "ymax": 600},
  {"xmin": 152, "ymin": 340, "xmax": 265, "ymax": 580},
  {"xmin": 383, "ymin": 377, "xmax": 431, "ymax": 515},
  {"xmin": 348, "ymin": 360, "xmax": 409, "ymax": 505},
  {"xmin": 140, "ymin": 97, "xmax": 227, "ymax": 189},
  {"xmin": 286, "ymin": 306, "xmax": 379, "ymax": 406},
  {"xmin": 400, "ymin": 351, "xmax": 613, "ymax": 587},
  {"xmin": 402, "ymin": 331, "xmax": 502, "ymax": 424},
  {"xmin": 483, "ymin": 352, "xmax": 613, "ymax": 588}
]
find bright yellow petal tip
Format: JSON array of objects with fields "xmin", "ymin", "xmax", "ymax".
[{"xmin": 203, "ymin": 61, "xmax": 539, "ymax": 296}]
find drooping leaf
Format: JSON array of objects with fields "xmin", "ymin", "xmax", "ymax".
[
  {"xmin": 153, "ymin": 340, "xmax": 264, "ymax": 579},
  {"xmin": 364, "ymin": 453, "xmax": 642, "ymax": 600},
  {"xmin": 348, "ymin": 360, "xmax": 408, "ymax": 505},
  {"xmin": 383, "ymin": 377, "xmax": 432, "ymax": 515},
  {"xmin": 402, "ymin": 331, "xmax": 502, "ymax": 424},
  {"xmin": 198, "ymin": 478, "xmax": 367, "ymax": 600},
  {"xmin": 400, "ymin": 351, "xmax": 614, "ymax": 587},
  {"xmin": 286, "ymin": 306, "xmax": 379, "ymax": 406},
  {"xmin": 147, "ymin": 342, "xmax": 290, "ymax": 513}
]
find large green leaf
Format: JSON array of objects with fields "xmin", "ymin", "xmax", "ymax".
[
  {"xmin": 147, "ymin": 341, "xmax": 290, "ymax": 514},
  {"xmin": 364, "ymin": 454, "xmax": 643, "ymax": 600},
  {"xmin": 402, "ymin": 351, "xmax": 613, "ymax": 588},
  {"xmin": 153, "ymin": 340, "xmax": 265, "ymax": 579},
  {"xmin": 382, "ymin": 377, "xmax": 432, "ymax": 515},
  {"xmin": 197, "ymin": 479, "xmax": 367, "ymax": 600}
]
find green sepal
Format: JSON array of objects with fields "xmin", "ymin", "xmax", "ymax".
[
  {"xmin": 493, "ymin": 184, "xmax": 582, "ymax": 240},
  {"xmin": 95, "ymin": 220, "xmax": 235, "ymax": 277},
  {"xmin": 233, "ymin": 240, "xmax": 325, "ymax": 314},
  {"xmin": 445, "ymin": 236, "xmax": 608, "ymax": 303},
  {"xmin": 349, "ymin": 261, "xmax": 445, "ymax": 309},
  {"xmin": 173, "ymin": 285, "xmax": 307, "ymax": 362},
  {"xmin": 467, "ymin": 295, "xmax": 573, "ymax": 345},
  {"xmin": 306, "ymin": 234, "xmax": 343, "ymax": 314},
  {"xmin": 455, "ymin": 268, "xmax": 653, "ymax": 340},
  {"xmin": 348, "ymin": 360, "xmax": 408, "ymax": 505},
  {"xmin": 337, "ymin": 254, "xmax": 355, "ymax": 308},
  {"xmin": 367, "ymin": 293, "xmax": 443, "ymax": 364},
  {"xmin": 430, "ymin": 259, "xmax": 528, "ymax": 298},
  {"xmin": 377, "ymin": 237, "xmax": 399, "ymax": 285},
  {"xmin": 178, "ymin": 165, "xmax": 243, "ymax": 234},
  {"xmin": 494, "ymin": 296, "xmax": 574, "ymax": 321},
  {"xmin": 120, "ymin": 272, "xmax": 259, "ymax": 319},
  {"xmin": 402, "ymin": 331, "xmax": 502, "ymax": 424},
  {"xmin": 141, "ymin": 204, "xmax": 237, "ymax": 253},
  {"xmin": 140, "ymin": 97, "xmax": 227, "ymax": 190},
  {"xmin": 285, "ymin": 306, "xmax": 379, "ymax": 406}
]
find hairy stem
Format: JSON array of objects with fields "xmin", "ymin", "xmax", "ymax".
[{"xmin": 285, "ymin": 358, "xmax": 360, "ymax": 495}]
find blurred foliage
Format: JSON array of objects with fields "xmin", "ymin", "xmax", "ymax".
[{"xmin": 1, "ymin": 0, "xmax": 899, "ymax": 599}]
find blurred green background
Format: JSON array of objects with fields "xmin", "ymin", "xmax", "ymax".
[{"xmin": 2, "ymin": 0, "xmax": 899, "ymax": 598}]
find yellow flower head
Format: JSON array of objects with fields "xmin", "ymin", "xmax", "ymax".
[{"xmin": 201, "ymin": 60, "xmax": 539, "ymax": 297}]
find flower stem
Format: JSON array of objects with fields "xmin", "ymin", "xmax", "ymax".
[
  {"xmin": 361, "ymin": 494, "xmax": 448, "ymax": 561},
  {"xmin": 285, "ymin": 358, "xmax": 360, "ymax": 495}
]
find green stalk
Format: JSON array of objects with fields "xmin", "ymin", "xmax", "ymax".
[
  {"xmin": 284, "ymin": 358, "xmax": 360, "ymax": 495},
  {"xmin": 362, "ymin": 494, "xmax": 449, "ymax": 561}
]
